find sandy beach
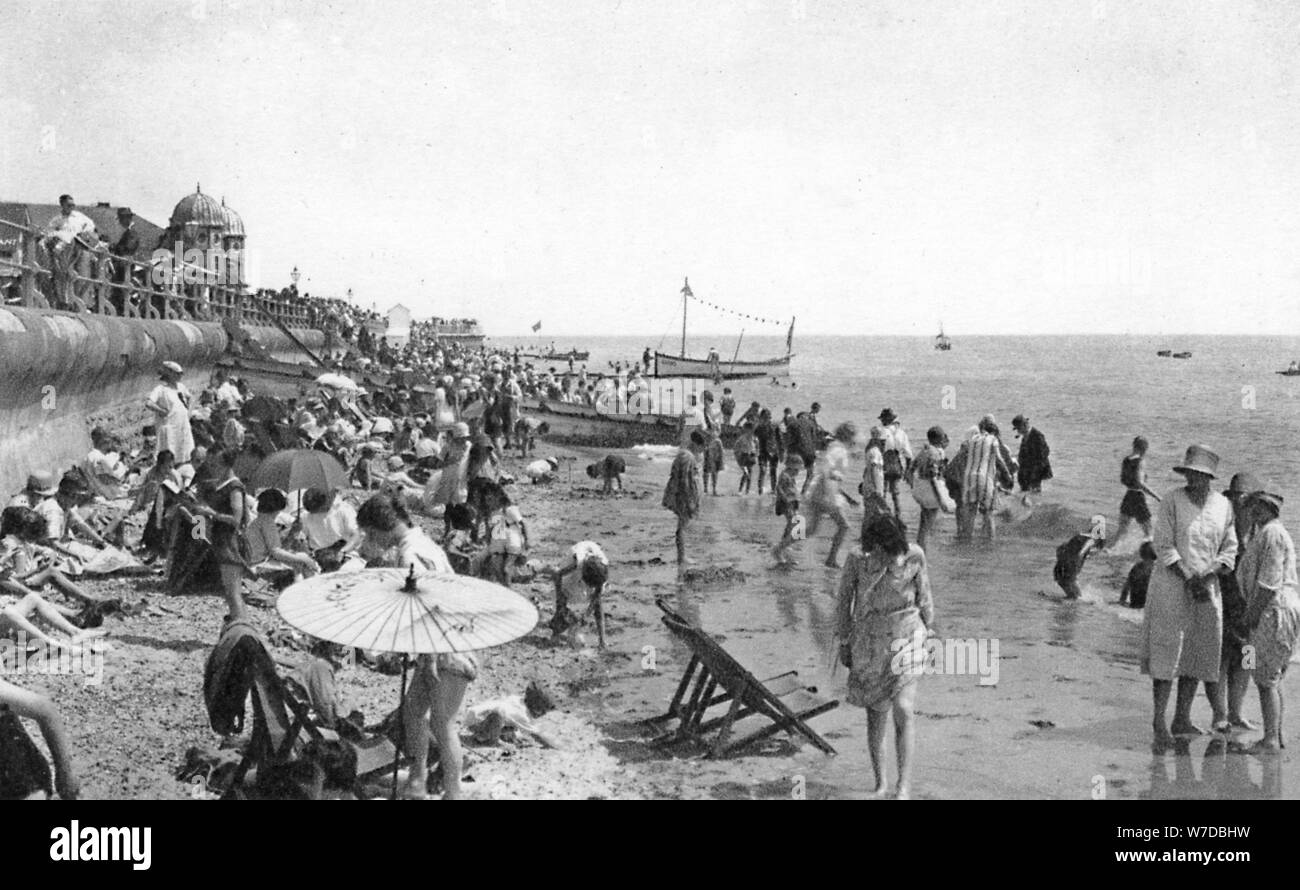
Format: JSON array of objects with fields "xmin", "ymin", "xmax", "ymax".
[{"xmin": 18, "ymin": 436, "xmax": 1293, "ymax": 801}]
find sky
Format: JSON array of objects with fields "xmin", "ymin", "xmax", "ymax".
[{"xmin": 2, "ymin": 0, "xmax": 1298, "ymax": 338}]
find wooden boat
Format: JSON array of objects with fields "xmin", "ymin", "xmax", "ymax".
[
  {"xmin": 1156, "ymin": 349, "xmax": 1172, "ymax": 357},
  {"xmin": 1277, "ymin": 367, "xmax": 1300, "ymax": 376},
  {"xmin": 654, "ymin": 351, "xmax": 791, "ymax": 380},
  {"xmin": 1171, "ymin": 351, "xmax": 1192, "ymax": 359},
  {"xmin": 520, "ymin": 396, "xmax": 681, "ymax": 448},
  {"xmin": 521, "ymin": 349, "xmax": 589, "ymax": 362},
  {"xmin": 934, "ymin": 325, "xmax": 951, "ymax": 351},
  {"xmin": 653, "ymin": 278, "xmax": 794, "ymax": 380}
]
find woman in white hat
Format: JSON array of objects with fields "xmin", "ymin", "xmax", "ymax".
[
  {"xmin": 145, "ymin": 362, "xmax": 194, "ymax": 466},
  {"xmin": 1142, "ymin": 445, "xmax": 1238, "ymax": 746},
  {"xmin": 1237, "ymin": 488, "xmax": 1300, "ymax": 752}
]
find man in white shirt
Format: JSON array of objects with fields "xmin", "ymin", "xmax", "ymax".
[
  {"xmin": 43, "ymin": 195, "xmax": 96, "ymax": 246},
  {"xmin": 680, "ymin": 394, "xmax": 706, "ymax": 446},
  {"xmin": 300, "ymin": 488, "xmax": 364, "ymax": 557},
  {"xmin": 878, "ymin": 408, "xmax": 914, "ymax": 516}
]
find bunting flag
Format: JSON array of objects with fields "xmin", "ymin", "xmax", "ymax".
[
  {"xmin": 531, "ymin": 320, "xmax": 542, "ymax": 332},
  {"xmin": 685, "ymin": 289, "xmax": 791, "ymax": 328}
]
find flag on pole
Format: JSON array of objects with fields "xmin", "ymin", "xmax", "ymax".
[{"xmin": 531, "ymin": 320, "xmax": 542, "ymax": 332}]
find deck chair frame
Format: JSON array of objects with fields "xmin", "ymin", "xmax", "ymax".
[
  {"xmin": 220, "ymin": 650, "xmax": 405, "ymax": 799},
  {"xmin": 648, "ymin": 599, "xmax": 838, "ymax": 758}
]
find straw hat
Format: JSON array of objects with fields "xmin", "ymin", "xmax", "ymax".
[
  {"xmin": 1173, "ymin": 444, "xmax": 1220, "ymax": 479},
  {"xmin": 161, "ymin": 361, "xmax": 183, "ymax": 376},
  {"xmin": 25, "ymin": 471, "xmax": 57, "ymax": 497},
  {"xmin": 878, "ymin": 408, "xmax": 897, "ymax": 425}
]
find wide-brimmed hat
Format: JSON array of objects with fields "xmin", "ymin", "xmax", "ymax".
[
  {"xmin": 1173, "ymin": 444, "xmax": 1220, "ymax": 479},
  {"xmin": 545, "ymin": 457, "xmax": 559, "ymax": 470},
  {"xmin": 25, "ymin": 471, "xmax": 57, "ymax": 497},
  {"xmin": 878, "ymin": 408, "xmax": 897, "ymax": 424},
  {"xmin": 1225, "ymin": 471, "xmax": 1263, "ymax": 499},
  {"xmin": 161, "ymin": 361, "xmax": 183, "ymax": 375}
]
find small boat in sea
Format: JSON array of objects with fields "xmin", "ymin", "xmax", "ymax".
[
  {"xmin": 934, "ymin": 325, "xmax": 951, "ymax": 351},
  {"xmin": 1171, "ymin": 351, "xmax": 1192, "ymax": 359},
  {"xmin": 1156, "ymin": 349, "xmax": 1172, "ymax": 357},
  {"xmin": 1277, "ymin": 361, "xmax": 1300, "ymax": 376},
  {"xmin": 653, "ymin": 278, "xmax": 794, "ymax": 380}
]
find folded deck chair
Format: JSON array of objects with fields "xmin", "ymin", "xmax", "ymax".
[{"xmin": 647, "ymin": 598, "xmax": 839, "ymax": 758}]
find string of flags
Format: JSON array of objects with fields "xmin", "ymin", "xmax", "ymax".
[{"xmin": 686, "ymin": 290, "xmax": 791, "ymax": 327}]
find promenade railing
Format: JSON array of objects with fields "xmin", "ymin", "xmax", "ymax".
[{"xmin": 0, "ymin": 216, "xmax": 314, "ymax": 329}]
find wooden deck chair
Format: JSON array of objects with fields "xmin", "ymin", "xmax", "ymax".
[
  {"xmin": 218, "ymin": 637, "xmax": 403, "ymax": 798},
  {"xmin": 647, "ymin": 598, "xmax": 839, "ymax": 758}
]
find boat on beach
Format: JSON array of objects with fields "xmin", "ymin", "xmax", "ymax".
[
  {"xmin": 935, "ymin": 325, "xmax": 951, "ymax": 351},
  {"xmin": 652, "ymin": 278, "xmax": 794, "ymax": 381},
  {"xmin": 521, "ymin": 348, "xmax": 590, "ymax": 362}
]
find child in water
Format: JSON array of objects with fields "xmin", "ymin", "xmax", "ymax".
[
  {"xmin": 1119, "ymin": 541, "xmax": 1155, "ymax": 609},
  {"xmin": 772, "ymin": 454, "xmax": 806, "ymax": 565},
  {"xmin": 1053, "ymin": 515, "xmax": 1107, "ymax": 599},
  {"xmin": 733, "ymin": 421, "xmax": 758, "ymax": 494},
  {"xmin": 702, "ymin": 431, "xmax": 725, "ymax": 496}
]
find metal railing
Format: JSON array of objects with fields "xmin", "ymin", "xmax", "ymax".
[{"xmin": 0, "ymin": 216, "xmax": 315, "ymax": 329}]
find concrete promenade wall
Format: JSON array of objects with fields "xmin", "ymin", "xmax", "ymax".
[{"xmin": 0, "ymin": 307, "xmax": 228, "ymax": 497}]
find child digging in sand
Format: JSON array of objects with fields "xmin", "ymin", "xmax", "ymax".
[
  {"xmin": 547, "ymin": 541, "xmax": 611, "ymax": 648},
  {"xmin": 772, "ymin": 454, "xmax": 805, "ymax": 566},
  {"xmin": 1054, "ymin": 515, "xmax": 1107, "ymax": 599}
]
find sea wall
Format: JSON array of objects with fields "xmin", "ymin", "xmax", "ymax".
[
  {"xmin": 0, "ymin": 307, "xmax": 228, "ymax": 496},
  {"xmin": 242, "ymin": 324, "xmax": 328, "ymax": 364}
]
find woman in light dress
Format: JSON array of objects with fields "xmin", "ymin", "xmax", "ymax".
[
  {"xmin": 1141, "ymin": 445, "xmax": 1237, "ymax": 746},
  {"xmin": 1236, "ymin": 487, "xmax": 1300, "ymax": 753},
  {"xmin": 145, "ymin": 361, "xmax": 194, "ymax": 467},
  {"xmin": 356, "ymin": 494, "xmax": 474, "ymax": 799},
  {"xmin": 836, "ymin": 513, "xmax": 934, "ymax": 799}
]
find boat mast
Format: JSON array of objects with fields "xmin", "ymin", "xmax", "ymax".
[{"xmin": 681, "ymin": 277, "xmax": 689, "ymax": 358}]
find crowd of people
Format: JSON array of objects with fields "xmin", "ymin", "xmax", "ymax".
[
  {"xmin": 661, "ymin": 393, "xmax": 1300, "ymax": 795},
  {"xmin": 0, "ymin": 339, "xmax": 619, "ymax": 800},
  {"xmin": 4, "ymin": 324, "xmax": 1298, "ymax": 800}
]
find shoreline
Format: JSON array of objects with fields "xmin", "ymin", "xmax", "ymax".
[{"xmin": 19, "ymin": 432, "xmax": 1300, "ymax": 800}]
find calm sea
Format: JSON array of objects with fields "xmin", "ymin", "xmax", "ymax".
[
  {"xmin": 502, "ymin": 332, "xmax": 1300, "ymax": 520},
  {"xmin": 500, "ymin": 333, "xmax": 1300, "ymax": 797}
]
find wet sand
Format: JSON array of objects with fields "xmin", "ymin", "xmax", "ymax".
[
  {"xmin": 516, "ymin": 445, "xmax": 1300, "ymax": 800},
  {"xmin": 33, "ymin": 441, "xmax": 1300, "ymax": 799}
]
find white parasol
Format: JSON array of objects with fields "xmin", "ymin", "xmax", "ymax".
[
  {"xmin": 277, "ymin": 567, "xmax": 538, "ymax": 656},
  {"xmin": 277, "ymin": 567, "xmax": 538, "ymax": 798}
]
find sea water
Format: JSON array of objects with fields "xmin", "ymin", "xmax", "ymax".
[{"xmin": 507, "ymin": 334, "xmax": 1300, "ymax": 797}]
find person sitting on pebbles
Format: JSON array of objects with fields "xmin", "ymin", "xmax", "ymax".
[{"xmin": 585, "ymin": 454, "xmax": 626, "ymax": 494}]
